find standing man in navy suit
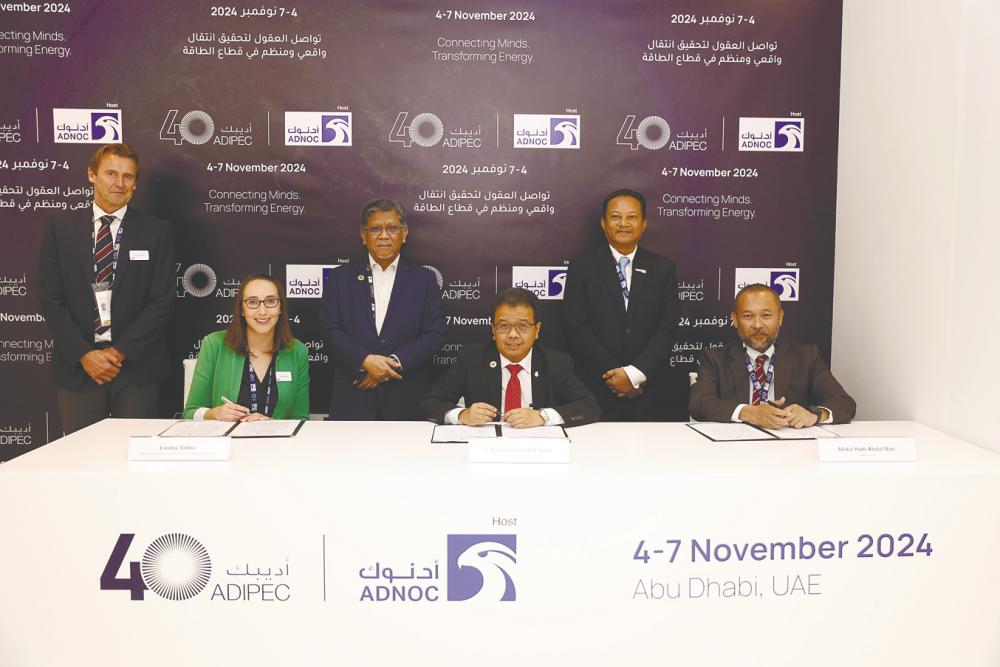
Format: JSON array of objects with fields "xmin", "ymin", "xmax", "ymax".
[
  {"xmin": 320, "ymin": 198, "xmax": 446, "ymax": 420},
  {"xmin": 38, "ymin": 143, "xmax": 176, "ymax": 434},
  {"xmin": 563, "ymin": 189, "xmax": 680, "ymax": 421}
]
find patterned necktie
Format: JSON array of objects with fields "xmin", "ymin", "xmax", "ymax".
[
  {"xmin": 617, "ymin": 255, "xmax": 630, "ymax": 302},
  {"xmin": 94, "ymin": 215, "xmax": 115, "ymax": 284},
  {"xmin": 93, "ymin": 215, "xmax": 115, "ymax": 335},
  {"xmin": 504, "ymin": 363, "xmax": 523, "ymax": 413},
  {"xmin": 751, "ymin": 354, "xmax": 768, "ymax": 405}
]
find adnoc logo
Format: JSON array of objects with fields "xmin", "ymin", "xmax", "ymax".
[
  {"xmin": 447, "ymin": 534, "xmax": 517, "ymax": 601},
  {"xmin": 285, "ymin": 111, "xmax": 352, "ymax": 146},
  {"xmin": 738, "ymin": 117, "xmax": 804, "ymax": 152},
  {"xmin": 513, "ymin": 114, "xmax": 580, "ymax": 149},
  {"xmin": 53, "ymin": 109, "xmax": 123, "ymax": 144},
  {"xmin": 734, "ymin": 267, "xmax": 800, "ymax": 301}
]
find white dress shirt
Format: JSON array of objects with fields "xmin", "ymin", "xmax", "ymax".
[
  {"xmin": 92, "ymin": 203, "xmax": 127, "ymax": 343},
  {"xmin": 608, "ymin": 245, "xmax": 646, "ymax": 389},
  {"xmin": 444, "ymin": 348, "xmax": 565, "ymax": 425},
  {"xmin": 369, "ymin": 253, "xmax": 399, "ymax": 335}
]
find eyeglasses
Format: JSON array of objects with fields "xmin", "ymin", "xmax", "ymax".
[
  {"xmin": 364, "ymin": 224, "xmax": 404, "ymax": 236},
  {"xmin": 244, "ymin": 296, "xmax": 279, "ymax": 310},
  {"xmin": 493, "ymin": 321, "xmax": 536, "ymax": 335}
]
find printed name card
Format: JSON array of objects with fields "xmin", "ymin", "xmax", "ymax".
[
  {"xmin": 128, "ymin": 436, "xmax": 231, "ymax": 461},
  {"xmin": 468, "ymin": 437, "xmax": 570, "ymax": 463},
  {"xmin": 817, "ymin": 437, "xmax": 917, "ymax": 463}
]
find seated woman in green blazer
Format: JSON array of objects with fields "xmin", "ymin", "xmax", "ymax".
[{"xmin": 183, "ymin": 273, "xmax": 310, "ymax": 421}]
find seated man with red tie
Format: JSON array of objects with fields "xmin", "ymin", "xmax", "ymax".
[
  {"xmin": 419, "ymin": 288, "xmax": 600, "ymax": 428},
  {"xmin": 689, "ymin": 283, "xmax": 856, "ymax": 428}
]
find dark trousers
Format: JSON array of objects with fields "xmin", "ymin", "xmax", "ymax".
[{"xmin": 56, "ymin": 374, "xmax": 160, "ymax": 435}]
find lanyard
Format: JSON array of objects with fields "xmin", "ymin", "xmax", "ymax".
[
  {"xmin": 615, "ymin": 260, "xmax": 630, "ymax": 302},
  {"xmin": 364, "ymin": 263, "xmax": 377, "ymax": 329},
  {"xmin": 248, "ymin": 358, "xmax": 275, "ymax": 416},
  {"xmin": 744, "ymin": 352, "xmax": 774, "ymax": 404},
  {"xmin": 92, "ymin": 220, "xmax": 125, "ymax": 284}
]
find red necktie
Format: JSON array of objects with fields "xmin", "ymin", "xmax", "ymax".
[
  {"xmin": 504, "ymin": 364, "xmax": 523, "ymax": 413},
  {"xmin": 751, "ymin": 354, "xmax": 767, "ymax": 405}
]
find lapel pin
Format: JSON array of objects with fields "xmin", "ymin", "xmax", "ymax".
[
  {"xmin": 635, "ymin": 268, "xmax": 647, "ymax": 274},
  {"xmin": 357, "ymin": 274, "xmax": 364, "ymax": 281},
  {"xmin": 489, "ymin": 361, "xmax": 497, "ymax": 368},
  {"xmin": 534, "ymin": 371, "xmax": 539, "ymax": 377}
]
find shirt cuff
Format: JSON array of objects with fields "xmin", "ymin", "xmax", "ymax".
[
  {"xmin": 390, "ymin": 354, "xmax": 402, "ymax": 372},
  {"xmin": 193, "ymin": 407, "xmax": 209, "ymax": 420},
  {"xmin": 444, "ymin": 407, "xmax": 463, "ymax": 425},
  {"xmin": 623, "ymin": 365, "xmax": 646, "ymax": 389},
  {"xmin": 816, "ymin": 406, "xmax": 833, "ymax": 424},
  {"xmin": 731, "ymin": 404, "xmax": 746, "ymax": 422},
  {"xmin": 539, "ymin": 408, "xmax": 564, "ymax": 426}
]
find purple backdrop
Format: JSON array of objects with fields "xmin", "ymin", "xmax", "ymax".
[{"xmin": 0, "ymin": 0, "xmax": 843, "ymax": 458}]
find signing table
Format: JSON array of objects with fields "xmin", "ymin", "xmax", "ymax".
[{"xmin": 2, "ymin": 420, "xmax": 999, "ymax": 666}]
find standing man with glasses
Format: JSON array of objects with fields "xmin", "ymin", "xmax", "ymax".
[
  {"xmin": 38, "ymin": 143, "xmax": 176, "ymax": 434},
  {"xmin": 563, "ymin": 188, "xmax": 680, "ymax": 421},
  {"xmin": 320, "ymin": 198, "xmax": 446, "ymax": 420},
  {"xmin": 419, "ymin": 287, "xmax": 599, "ymax": 428}
]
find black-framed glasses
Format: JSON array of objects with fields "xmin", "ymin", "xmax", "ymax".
[
  {"xmin": 364, "ymin": 224, "xmax": 404, "ymax": 236},
  {"xmin": 244, "ymin": 296, "xmax": 279, "ymax": 309},
  {"xmin": 493, "ymin": 321, "xmax": 536, "ymax": 335}
]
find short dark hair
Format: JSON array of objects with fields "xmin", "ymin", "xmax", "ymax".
[
  {"xmin": 88, "ymin": 143, "xmax": 140, "ymax": 178},
  {"xmin": 492, "ymin": 287, "xmax": 540, "ymax": 322},
  {"xmin": 224, "ymin": 273, "xmax": 295, "ymax": 354},
  {"xmin": 602, "ymin": 189, "xmax": 646, "ymax": 220},
  {"xmin": 734, "ymin": 283, "xmax": 782, "ymax": 308},
  {"xmin": 361, "ymin": 198, "xmax": 406, "ymax": 228}
]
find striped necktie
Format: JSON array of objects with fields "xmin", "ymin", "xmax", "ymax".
[
  {"xmin": 751, "ymin": 354, "xmax": 768, "ymax": 405},
  {"xmin": 93, "ymin": 214, "xmax": 115, "ymax": 335},
  {"xmin": 94, "ymin": 214, "xmax": 115, "ymax": 284}
]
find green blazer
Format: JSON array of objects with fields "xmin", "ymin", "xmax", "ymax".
[{"xmin": 183, "ymin": 331, "xmax": 310, "ymax": 419}]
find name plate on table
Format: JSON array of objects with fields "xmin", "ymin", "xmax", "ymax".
[
  {"xmin": 128, "ymin": 436, "xmax": 231, "ymax": 461},
  {"xmin": 818, "ymin": 437, "xmax": 917, "ymax": 462},
  {"xmin": 468, "ymin": 437, "xmax": 570, "ymax": 463}
]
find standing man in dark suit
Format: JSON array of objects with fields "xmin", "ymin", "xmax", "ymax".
[
  {"xmin": 689, "ymin": 284, "xmax": 856, "ymax": 427},
  {"xmin": 38, "ymin": 143, "xmax": 176, "ymax": 434},
  {"xmin": 419, "ymin": 288, "xmax": 599, "ymax": 427},
  {"xmin": 320, "ymin": 198, "xmax": 446, "ymax": 420},
  {"xmin": 563, "ymin": 189, "xmax": 680, "ymax": 421}
]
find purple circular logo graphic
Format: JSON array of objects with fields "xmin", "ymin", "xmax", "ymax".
[{"xmin": 140, "ymin": 533, "xmax": 212, "ymax": 601}]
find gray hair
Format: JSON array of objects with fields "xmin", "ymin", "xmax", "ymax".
[{"xmin": 361, "ymin": 198, "xmax": 406, "ymax": 228}]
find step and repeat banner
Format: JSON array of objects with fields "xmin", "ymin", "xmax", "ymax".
[{"xmin": 0, "ymin": 0, "xmax": 843, "ymax": 458}]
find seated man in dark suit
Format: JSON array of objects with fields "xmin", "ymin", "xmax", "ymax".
[
  {"xmin": 420, "ymin": 288, "xmax": 599, "ymax": 428},
  {"xmin": 689, "ymin": 284, "xmax": 856, "ymax": 428}
]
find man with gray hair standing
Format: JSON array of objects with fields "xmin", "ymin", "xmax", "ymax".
[{"xmin": 320, "ymin": 198, "xmax": 446, "ymax": 420}]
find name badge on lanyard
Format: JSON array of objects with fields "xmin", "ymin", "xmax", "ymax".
[{"xmin": 93, "ymin": 282, "xmax": 113, "ymax": 327}]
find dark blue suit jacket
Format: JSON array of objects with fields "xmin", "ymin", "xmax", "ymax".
[
  {"xmin": 38, "ymin": 207, "xmax": 176, "ymax": 389},
  {"xmin": 319, "ymin": 257, "xmax": 446, "ymax": 420}
]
